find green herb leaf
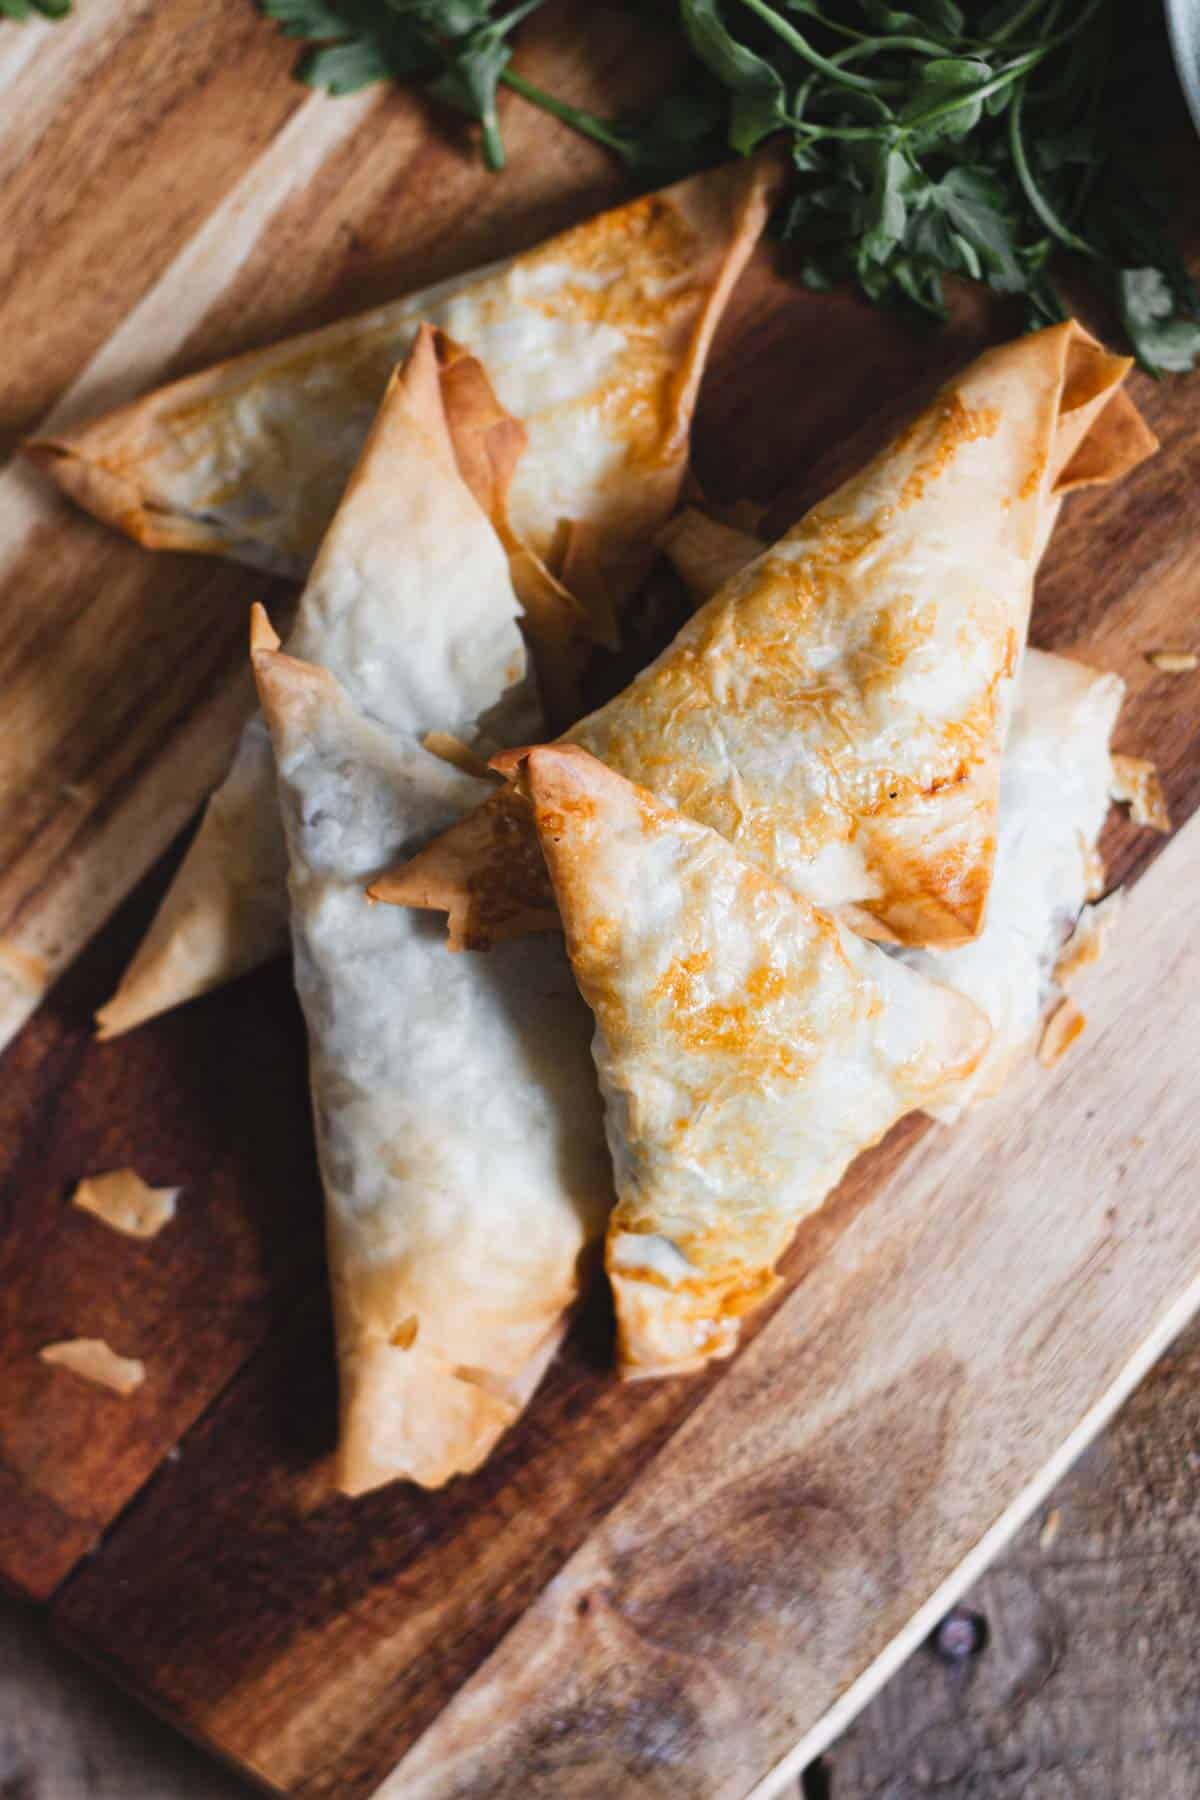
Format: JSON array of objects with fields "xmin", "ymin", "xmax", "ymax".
[
  {"xmin": 859, "ymin": 145, "xmax": 912, "ymax": 262},
  {"xmin": 260, "ymin": 0, "xmax": 350, "ymax": 37},
  {"xmin": 859, "ymin": 1, "xmax": 960, "ymax": 44},
  {"xmin": 681, "ymin": 0, "xmax": 790, "ymax": 110},
  {"xmin": 729, "ymin": 87, "xmax": 790, "ymax": 152},
  {"xmin": 892, "ymin": 252, "xmax": 948, "ymax": 316},
  {"xmin": 426, "ymin": 21, "xmax": 515, "ymax": 170},
  {"xmin": 249, "ymin": 0, "xmax": 1195, "ymax": 376},
  {"xmin": 391, "ymin": 0, "xmax": 493, "ymax": 29},
  {"xmin": 930, "ymin": 164, "xmax": 1022, "ymax": 290},
  {"xmin": 901, "ymin": 56, "xmax": 993, "ymax": 142},
  {"xmin": 301, "ymin": 37, "xmax": 397, "ymax": 92},
  {"xmin": 1, "ymin": 0, "xmax": 72, "ymax": 15},
  {"xmin": 1117, "ymin": 268, "xmax": 1200, "ymax": 377},
  {"xmin": 797, "ymin": 255, "xmax": 838, "ymax": 291}
]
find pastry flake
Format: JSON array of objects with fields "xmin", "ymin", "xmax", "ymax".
[
  {"xmin": 1110, "ymin": 754, "xmax": 1171, "ymax": 832},
  {"xmin": 1037, "ymin": 998, "xmax": 1087, "ymax": 1068},
  {"xmin": 1055, "ymin": 887, "xmax": 1125, "ymax": 986},
  {"xmin": 72, "ymin": 1169, "xmax": 179, "ymax": 1239},
  {"xmin": 1146, "ymin": 650, "xmax": 1196, "ymax": 673},
  {"xmin": 40, "ymin": 1339, "xmax": 145, "ymax": 1395}
]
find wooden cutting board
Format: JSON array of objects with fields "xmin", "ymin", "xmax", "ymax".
[{"xmin": 2, "ymin": 5, "xmax": 1200, "ymax": 1795}]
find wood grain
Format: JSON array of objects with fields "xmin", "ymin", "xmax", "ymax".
[
  {"xmin": 377, "ymin": 811, "xmax": 1200, "ymax": 1800},
  {"xmin": 11, "ymin": 1324, "xmax": 1200, "ymax": 1797},
  {"xmin": 0, "ymin": 0, "xmax": 301, "ymax": 458},
  {"xmin": 44, "ymin": 1113, "xmax": 922, "ymax": 1794},
  {"xmin": 831, "ymin": 1319, "xmax": 1200, "ymax": 1796},
  {"xmin": 0, "ymin": 1600, "xmax": 252, "ymax": 1798},
  {"xmin": 0, "ymin": 0, "xmax": 674, "ymax": 1059},
  {"xmin": 47, "ymin": 812, "xmax": 1200, "ymax": 1796},
  {"xmin": 0, "ymin": 866, "xmax": 323, "ymax": 1600},
  {"xmin": 0, "ymin": 3, "xmax": 1197, "ymax": 1794}
]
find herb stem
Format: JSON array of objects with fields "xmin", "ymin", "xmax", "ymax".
[
  {"xmin": 897, "ymin": 49, "xmax": 1042, "ymax": 137},
  {"xmin": 482, "ymin": 109, "xmax": 507, "ymax": 170},
  {"xmin": 735, "ymin": 0, "xmax": 896, "ymax": 97},
  {"xmin": 253, "ymin": 0, "xmax": 1199, "ymax": 378},
  {"xmin": 831, "ymin": 36, "xmax": 959, "ymax": 68},
  {"xmin": 990, "ymin": 0, "xmax": 1051, "ymax": 45},
  {"xmin": 498, "ymin": 66, "xmax": 636, "ymax": 160},
  {"xmin": 1007, "ymin": 81, "xmax": 1093, "ymax": 254}
]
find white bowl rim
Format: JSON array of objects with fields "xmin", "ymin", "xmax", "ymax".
[{"xmin": 1166, "ymin": 0, "xmax": 1200, "ymax": 134}]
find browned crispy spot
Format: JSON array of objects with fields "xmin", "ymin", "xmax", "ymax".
[
  {"xmin": 897, "ymin": 395, "xmax": 1000, "ymax": 509},
  {"xmin": 1110, "ymin": 754, "xmax": 1171, "ymax": 832},
  {"xmin": 1038, "ymin": 998, "xmax": 1087, "ymax": 1067},
  {"xmin": 389, "ymin": 1316, "xmax": 419, "ymax": 1350},
  {"xmin": 368, "ymin": 786, "xmax": 557, "ymax": 951}
]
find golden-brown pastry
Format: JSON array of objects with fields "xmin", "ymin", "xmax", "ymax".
[
  {"xmin": 895, "ymin": 648, "xmax": 1125, "ymax": 1115},
  {"xmin": 378, "ymin": 322, "xmax": 1154, "ymax": 951},
  {"xmin": 250, "ymin": 639, "xmax": 611, "ymax": 1493},
  {"xmin": 659, "ymin": 508, "xmax": 1133, "ymax": 1118},
  {"xmin": 28, "ymin": 157, "xmax": 778, "ymax": 616},
  {"xmin": 522, "ymin": 746, "xmax": 988, "ymax": 1378},
  {"xmin": 96, "ymin": 327, "xmax": 540, "ymax": 1038}
]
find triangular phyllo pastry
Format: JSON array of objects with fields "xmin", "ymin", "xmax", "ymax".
[
  {"xmin": 521, "ymin": 746, "xmax": 989, "ymax": 1379},
  {"xmin": 660, "ymin": 508, "xmax": 1134, "ymax": 1117},
  {"xmin": 378, "ymin": 322, "xmax": 1154, "ymax": 951},
  {"xmin": 29, "ymin": 157, "xmax": 776, "ymax": 617},
  {"xmin": 96, "ymin": 325, "xmax": 541, "ymax": 1038},
  {"xmin": 251, "ymin": 625, "xmax": 611, "ymax": 1493}
]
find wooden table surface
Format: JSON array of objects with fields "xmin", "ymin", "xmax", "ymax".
[
  {"xmin": 7, "ymin": 1318, "xmax": 1199, "ymax": 1797},
  {"xmin": 2, "ymin": 4, "xmax": 1200, "ymax": 1796}
]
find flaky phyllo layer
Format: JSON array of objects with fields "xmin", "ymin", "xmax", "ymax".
[
  {"xmin": 30, "ymin": 156, "xmax": 777, "ymax": 600},
  {"xmin": 894, "ymin": 649, "xmax": 1125, "ymax": 1118},
  {"xmin": 211, "ymin": 328, "xmax": 613, "ymax": 1493},
  {"xmin": 82, "ymin": 160, "xmax": 776, "ymax": 1039},
  {"xmin": 659, "ymin": 509, "xmax": 1131, "ymax": 1121},
  {"xmin": 378, "ymin": 321, "xmax": 1154, "ymax": 952},
  {"xmin": 95, "ymin": 326, "xmax": 546, "ymax": 1039},
  {"xmin": 253, "ymin": 633, "xmax": 611, "ymax": 1490},
  {"xmin": 522, "ymin": 747, "xmax": 989, "ymax": 1379},
  {"xmin": 254, "ymin": 635, "xmax": 611, "ymax": 1492}
]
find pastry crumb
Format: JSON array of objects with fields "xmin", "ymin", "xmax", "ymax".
[
  {"xmin": 421, "ymin": 732, "xmax": 492, "ymax": 780},
  {"xmin": 1146, "ymin": 650, "xmax": 1196, "ymax": 673},
  {"xmin": 40, "ymin": 1339, "xmax": 145, "ymax": 1395},
  {"xmin": 1038, "ymin": 998, "xmax": 1086, "ymax": 1067},
  {"xmin": 1109, "ymin": 755, "xmax": 1170, "ymax": 832},
  {"xmin": 1039, "ymin": 1508, "xmax": 1062, "ymax": 1550},
  {"xmin": 1055, "ymin": 889, "xmax": 1124, "ymax": 986},
  {"xmin": 0, "ymin": 939, "xmax": 49, "ymax": 994},
  {"xmin": 72, "ymin": 1169, "xmax": 179, "ymax": 1239}
]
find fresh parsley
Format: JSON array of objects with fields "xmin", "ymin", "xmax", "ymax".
[
  {"xmin": 13, "ymin": 0, "xmax": 1192, "ymax": 374},
  {"xmin": 255, "ymin": 0, "xmax": 1200, "ymax": 376},
  {"xmin": 0, "ymin": 0, "xmax": 71, "ymax": 17}
]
